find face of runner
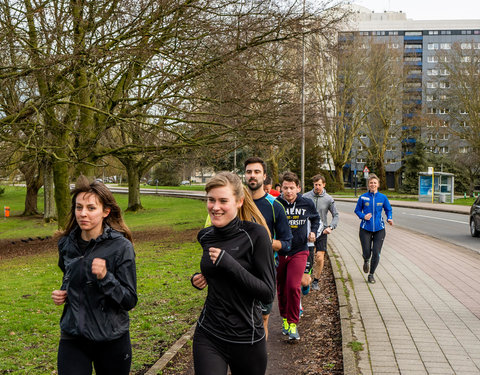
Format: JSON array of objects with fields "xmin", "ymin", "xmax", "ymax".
[
  {"xmin": 313, "ymin": 180, "xmax": 326, "ymax": 195},
  {"xmin": 281, "ymin": 180, "xmax": 299, "ymax": 204},
  {"xmin": 368, "ymin": 178, "xmax": 379, "ymax": 194},
  {"xmin": 75, "ymin": 192, "xmax": 110, "ymax": 240},
  {"xmin": 245, "ymin": 162, "xmax": 265, "ymax": 192},
  {"xmin": 207, "ymin": 185, "xmax": 243, "ymax": 228}
]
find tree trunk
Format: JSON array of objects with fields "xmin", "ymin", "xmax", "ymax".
[
  {"xmin": 334, "ymin": 161, "xmax": 345, "ymax": 191},
  {"xmin": 43, "ymin": 159, "xmax": 56, "ymax": 222},
  {"xmin": 377, "ymin": 161, "xmax": 387, "ymax": 190},
  {"xmin": 20, "ymin": 163, "xmax": 43, "ymax": 216},
  {"xmin": 126, "ymin": 165, "xmax": 143, "ymax": 212},
  {"xmin": 53, "ymin": 156, "xmax": 71, "ymax": 229}
]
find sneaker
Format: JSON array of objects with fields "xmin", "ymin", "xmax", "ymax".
[
  {"xmin": 301, "ymin": 284, "xmax": 310, "ymax": 295},
  {"xmin": 299, "ymin": 300, "xmax": 303, "ymax": 317},
  {"xmin": 288, "ymin": 323, "xmax": 300, "ymax": 340},
  {"xmin": 368, "ymin": 274, "xmax": 375, "ymax": 284},
  {"xmin": 363, "ymin": 260, "xmax": 370, "ymax": 274},
  {"xmin": 282, "ymin": 318, "xmax": 289, "ymax": 335},
  {"xmin": 312, "ymin": 280, "xmax": 320, "ymax": 291}
]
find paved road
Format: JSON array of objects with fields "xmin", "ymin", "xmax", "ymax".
[{"xmin": 335, "ymin": 200, "xmax": 479, "ymax": 254}]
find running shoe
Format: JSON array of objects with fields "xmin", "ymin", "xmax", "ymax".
[
  {"xmin": 301, "ymin": 284, "xmax": 310, "ymax": 295},
  {"xmin": 282, "ymin": 318, "xmax": 289, "ymax": 335},
  {"xmin": 368, "ymin": 274, "xmax": 375, "ymax": 284},
  {"xmin": 363, "ymin": 260, "xmax": 370, "ymax": 274},
  {"xmin": 288, "ymin": 323, "xmax": 300, "ymax": 340},
  {"xmin": 312, "ymin": 280, "xmax": 320, "ymax": 291},
  {"xmin": 299, "ymin": 300, "xmax": 303, "ymax": 317}
]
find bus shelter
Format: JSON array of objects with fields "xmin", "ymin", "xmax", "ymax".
[{"xmin": 418, "ymin": 171, "xmax": 454, "ymax": 203}]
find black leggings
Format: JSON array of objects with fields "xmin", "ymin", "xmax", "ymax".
[
  {"xmin": 193, "ymin": 326, "xmax": 267, "ymax": 375},
  {"xmin": 57, "ymin": 332, "xmax": 131, "ymax": 375},
  {"xmin": 359, "ymin": 228, "xmax": 386, "ymax": 275}
]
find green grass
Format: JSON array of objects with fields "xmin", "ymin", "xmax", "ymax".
[
  {"xmin": 0, "ymin": 187, "xmax": 206, "ymax": 239},
  {"xmin": 0, "ymin": 190, "xmax": 208, "ymax": 374}
]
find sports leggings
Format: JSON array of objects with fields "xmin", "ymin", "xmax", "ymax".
[
  {"xmin": 57, "ymin": 332, "xmax": 131, "ymax": 375},
  {"xmin": 193, "ymin": 326, "xmax": 267, "ymax": 375},
  {"xmin": 359, "ymin": 228, "xmax": 386, "ymax": 275}
]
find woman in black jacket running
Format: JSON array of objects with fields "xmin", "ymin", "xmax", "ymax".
[
  {"xmin": 191, "ymin": 172, "xmax": 276, "ymax": 375},
  {"xmin": 51, "ymin": 176, "xmax": 137, "ymax": 375}
]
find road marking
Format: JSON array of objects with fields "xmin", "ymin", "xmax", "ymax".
[{"xmin": 403, "ymin": 212, "xmax": 466, "ymax": 224}]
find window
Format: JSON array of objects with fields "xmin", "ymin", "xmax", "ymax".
[
  {"xmin": 441, "ymin": 30, "xmax": 452, "ymax": 35},
  {"xmin": 459, "ymin": 146, "xmax": 469, "ymax": 153},
  {"xmin": 428, "ymin": 43, "xmax": 439, "ymax": 50},
  {"xmin": 438, "ymin": 133, "xmax": 449, "ymax": 140},
  {"xmin": 439, "ymin": 81, "xmax": 449, "ymax": 88},
  {"xmin": 461, "ymin": 30, "xmax": 472, "ymax": 35},
  {"xmin": 386, "ymin": 159, "xmax": 398, "ymax": 164},
  {"xmin": 386, "ymin": 145, "xmax": 397, "ymax": 151},
  {"xmin": 426, "ymin": 95, "xmax": 434, "ymax": 101},
  {"xmin": 439, "ymin": 146, "xmax": 449, "ymax": 153},
  {"xmin": 461, "ymin": 56, "xmax": 472, "ymax": 62},
  {"xmin": 389, "ymin": 31, "xmax": 399, "ymax": 36},
  {"xmin": 474, "ymin": 43, "xmax": 480, "ymax": 49},
  {"xmin": 428, "ymin": 31, "xmax": 439, "ymax": 35},
  {"xmin": 427, "ymin": 107, "xmax": 437, "ymax": 114},
  {"xmin": 427, "ymin": 69, "xmax": 438, "ymax": 76},
  {"xmin": 427, "ymin": 82, "xmax": 438, "ymax": 88},
  {"xmin": 440, "ymin": 43, "xmax": 451, "ymax": 49},
  {"xmin": 359, "ymin": 133, "xmax": 367, "ymax": 138},
  {"xmin": 461, "ymin": 43, "xmax": 472, "ymax": 49},
  {"xmin": 460, "ymin": 121, "xmax": 468, "ymax": 127},
  {"xmin": 438, "ymin": 108, "xmax": 449, "ymax": 114},
  {"xmin": 405, "ymin": 44, "xmax": 422, "ymax": 49},
  {"xmin": 405, "ymin": 31, "xmax": 422, "ymax": 35},
  {"xmin": 440, "ymin": 69, "xmax": 450, "ymax": 76},
  {"xmin": 439, "ymin": 55, "xmax": 451, "ymax": 62},
  {"xmin": 428, "ymin": 55, "xmax": 439, "ymax": 63},
  {"xmin": 460, "ymin": 109, "xmax": 468, "ymax": 114},
  {"xmin": 388, "ymin": 43, "xmax": 399, "ymax": 49},
  {"xmin": 439, "ymin": 94, "xmax": 448, "ymax": 100},
  {"xmin": 405, "ymin": 56, "xmax": 422, "ymax": 62}
]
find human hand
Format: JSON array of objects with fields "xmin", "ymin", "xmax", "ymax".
[
  {"xmin": 192, "ymin": 273, "xmax": 208, "ymax": 290},
  {"xmin": 301, "ymin": 273, "xmax": 311, "ymax": 287},
  {"xmin": 387, "ymin": 219, "xmax": 394, "ymax": 226},
  {"xmin": 308, "ymin": 232, "xmax": 316, "ymax": 243},
  {"xmin": 323, "ymin": 227, "xmax": 332, "ymax": 235},
  {"xmin": 364, "ymin": 213, "xmax": 372, "ymax": 220},
  {"xmin": 52, "ymin": 290, "xmax": 67, "ymax": 305},
  {"xmin": 92, "ymin": 258, "xmax": 107, "ymax": 280},
  {"xmin": 208, "ymin": 247, "xmax": 221, "ymax": 264}
]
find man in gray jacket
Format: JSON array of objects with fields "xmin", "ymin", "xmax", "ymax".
[{"xmin": 303, "ymin": 174, "xmax": 339, "ymax": 290}]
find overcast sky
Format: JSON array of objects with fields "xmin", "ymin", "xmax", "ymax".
[{"xmin": 352, "ymin": 0, "xmax": 480, "ymax": 20}]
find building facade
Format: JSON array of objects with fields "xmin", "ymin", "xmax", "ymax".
[{"xmin": 342, "ymin": 6, "xmax": 480, "ymax": 188}]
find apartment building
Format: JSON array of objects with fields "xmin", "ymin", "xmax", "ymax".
[{"xmin": 342, "ymin": 6, "xmax": 480, "ymax": 188}]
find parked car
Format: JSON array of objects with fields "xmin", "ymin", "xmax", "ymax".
[
  {"xmin": 180, "ymin": 180, "xmax": 191, "ymax": 185},
  {"xmin": 470, "ymin": 195, "xmax": 480, "ymax": 237}
]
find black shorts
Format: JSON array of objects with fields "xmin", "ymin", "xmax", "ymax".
[
  {"xmin": 315, "ymin": 232, "xmax": 328, "ymax": 252},
  {"xmin": 259, "ymin": 301, "xmax": 273, "ymax": 315}
]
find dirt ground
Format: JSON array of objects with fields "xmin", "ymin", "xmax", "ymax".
[
  {"xmin": 1, "ymin": 229, "xmax": 343, "ymax": 374},
  {"xmin": 160, "ymin": 253, "xmax": 343, "ymax": 375}
]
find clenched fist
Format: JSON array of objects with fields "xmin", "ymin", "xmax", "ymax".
[{"xmin": 92, "ymin": 258, "xmax": 107, "ymax": 280}]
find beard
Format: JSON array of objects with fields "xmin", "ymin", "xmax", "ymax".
[{"xmin": 247, "ymin": 179, "xmax": 263, "ymax": 191}]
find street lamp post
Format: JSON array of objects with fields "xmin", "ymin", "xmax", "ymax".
[{"xmin": 300, "ymin": 0, "xmax": 306, "ymax": 192}]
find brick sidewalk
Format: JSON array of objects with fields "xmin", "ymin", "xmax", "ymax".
[{"xmin": 329, "ymin": 212, "xmax": 480, "ymax": 374}]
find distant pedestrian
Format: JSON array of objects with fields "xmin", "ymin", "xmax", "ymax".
[
  {"xmin": 191, "ymin": 172, "xmax": 275, "ymax": 375},
  {"xmin": 52, "ymin": 176, "xmax": 137, "ymax": 375},
  {"xmin": 264, "ymin": 176, "xmax": 280, "ymax": 197},
  {"xmin": 304, "ymin": 174, "xmax": 339, "ymax": 290},
  {"xmin": 354, "ymin": 173, "xmax": 393, "ymax": 284}
]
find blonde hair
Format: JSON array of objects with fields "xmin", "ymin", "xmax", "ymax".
[
  {"xmin": 367, "ymin": 173, "xmax": 380, "ymax": 183},
  {"xmin": 205, "ymin": 172, "xmax": 271, "ymax": 237}
]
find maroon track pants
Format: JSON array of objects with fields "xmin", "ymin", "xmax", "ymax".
[{"xmin": 276, "ymin": 250, "xmax": 308, "ymax": 324}]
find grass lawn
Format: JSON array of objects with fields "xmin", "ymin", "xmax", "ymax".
[{"xmin": 0, "ymin": 187, "xmax": 208, "ymax": 374}]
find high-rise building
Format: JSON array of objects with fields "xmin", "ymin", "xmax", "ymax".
[{"xmin": 342, "ymin": 6, "xmax": 480, "ymax": 188}]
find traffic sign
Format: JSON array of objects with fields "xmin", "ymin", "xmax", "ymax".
[{"xmin": 363, "ymin": 166, "xmax": 369, "ymax": 173}]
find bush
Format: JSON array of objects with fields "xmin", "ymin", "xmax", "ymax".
[{"xmin": 0, "ymin": 186, "xmax": 4, "ymax": 196}]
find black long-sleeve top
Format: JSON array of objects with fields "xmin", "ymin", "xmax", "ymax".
[{"xmin": 196, "ymin": 217, "xmax": 276, "ymax": 344}]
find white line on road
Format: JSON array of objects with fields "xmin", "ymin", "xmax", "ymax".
[{"xmin": 403, "ymin": 212, "xmax": 466, "ymax": 224}]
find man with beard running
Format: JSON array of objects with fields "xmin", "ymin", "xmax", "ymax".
[{"xmin": 244, "ymin": 157, "xmax": 292, "ymax": 339}]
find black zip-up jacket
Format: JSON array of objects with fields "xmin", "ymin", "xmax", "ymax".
[
  {"xmin": 196, "ymin": 217, "xmax": 276, "ymax": 344},
  {"xmin": 57, "ymin": 225, "xmax": 137, "ymax": 342},
  {"xmin": 277, "ymin": 193, "xmax": 320, "ymax": 256}
]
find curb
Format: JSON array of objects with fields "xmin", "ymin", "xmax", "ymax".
[
  {"xmin": 145, "ymin": 324, "xmax": 196, "ymax": 375},
  {"xmin": 328, "ymin": 243, "xmax": 360, "ymax": 375}
]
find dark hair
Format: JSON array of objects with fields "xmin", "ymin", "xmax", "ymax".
[
  {"xmin": 274, "ymin": 183, "xmax": 281, "ymax": 189},
  {"xmin": 244, "ymin": 157, "xmax": 266, "ymax": 174},
  {"xmin": 264, "ymin": 176, "xmax": 272, "ymax": 185},
  {"xmin": 63, "ymin": 175, "xmax": 133, "ymax": 242},
  {"xmin": 312, "ymin": 174, "xmax": 326, "ymax": 184},
  {"xmin": 280, "ymin": 171, "xmax": 300, "ymax": 187}
]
